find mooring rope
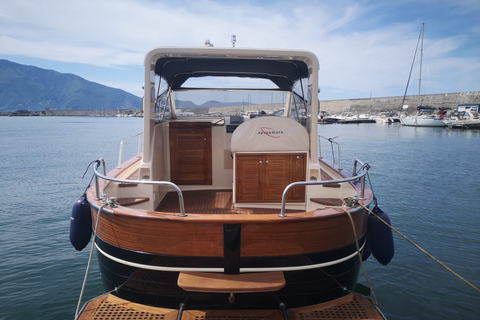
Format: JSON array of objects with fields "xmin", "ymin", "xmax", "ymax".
[
  {"xmin": 359, "ymin": 203, "xmax": 480, "ymax": 294},
  {"xmin": 330, "ymin": 205, "xmax": 379, "ymax": 306},
  {"xmin": 74, "ymin": 204, "xmax": 104, "ymax": 318}
]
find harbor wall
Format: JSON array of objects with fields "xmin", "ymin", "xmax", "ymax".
[
  {"xmin": 2, "ymin": 92, "xmax": 478, "ymax": 116},
  {"xmin": 319, "ymin": 91, "xmax": 480, "ymax": 114}
]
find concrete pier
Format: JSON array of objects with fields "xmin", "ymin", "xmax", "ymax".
[{"xmin": 319, "ymin": 91, "xmax": 480, "ymax": 114}]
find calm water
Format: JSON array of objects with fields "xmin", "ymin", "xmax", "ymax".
[{"xmin": 0, "ymin": 117, "xmax": 479, "ymax": 319}]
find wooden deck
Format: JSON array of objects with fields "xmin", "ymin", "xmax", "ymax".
[
  {"xmin": 77, "ymin": 292, "xmax": 386, "ymax": 320},
  {"xmin": 156, "ymin": 190, "xmax": 303, "ymax": 214}
]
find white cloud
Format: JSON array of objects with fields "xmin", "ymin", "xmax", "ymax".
[{"xmin": 0, "ymin": 0, "xmax": 478, "ymax": 99}]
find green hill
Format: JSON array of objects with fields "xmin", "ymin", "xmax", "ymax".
[{"xmin": 0, "ymin": 59, "xmax": 142, "ymax": 112}]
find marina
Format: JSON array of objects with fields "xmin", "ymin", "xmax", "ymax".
[
  {"xmin": 1, "ymin": 2, "xmax": 480, "ymax": 318},
  {"xmin": 1, "ymin": 117, "xmax": 479, "ymax": 319}
]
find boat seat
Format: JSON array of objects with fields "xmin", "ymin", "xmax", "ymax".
[
  {"xmin": 230, "ymin": 117, "xmax": 309, "ymax": 153},
  {"xmin": 320, "ymin": 169, "xmax": 341, "ymax": 188},
  {"xmin": 116, "ymin": 197, "xmax": 149, "ymax": 206},
  {"xmin": 177, "ymin": 271, "xmax": 285, "ymax": 293}
]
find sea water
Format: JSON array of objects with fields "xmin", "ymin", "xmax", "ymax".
[{"xmin": 0, "ymin": 117, "xmax": 479, "ymax": 319}]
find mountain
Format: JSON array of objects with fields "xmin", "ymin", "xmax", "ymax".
[
  {"xmin": 0, "ymin": 59, "xmax": 142, "ymax": 112},
  {"xmin": 175, "ymin": 99, "xmax": 249, "ymax": 109}
]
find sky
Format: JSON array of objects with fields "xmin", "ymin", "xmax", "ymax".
[{"xmin": 0, "ymin": 0, "xmax": 479, "ymax": 101}]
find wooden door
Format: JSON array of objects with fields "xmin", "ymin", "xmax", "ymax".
[
  {"xmin": 170, "ymin": 122, "xmax": 212, "ymax": 185},
  {"xmin": 263, "ymin": 154, "xmax": 291, "ymax": 201},
  {"xmin": 235, "ymin": 153, "xmax": 306, "ymax": 202},
  {"xmin": 235, "ymin": 154, "xmax": 263, "ymax": 202},
  {"xmin": 264, "ymin": 154, "xmax": 306, "ymax": 201},
  {"xmin": 288, "ymin": 154, "xmax": 306, "ymax": 201}
]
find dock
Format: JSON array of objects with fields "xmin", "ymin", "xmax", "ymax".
[{"xmin": 77, "ymin": 292, "xmax": 385, "ymax": 320}]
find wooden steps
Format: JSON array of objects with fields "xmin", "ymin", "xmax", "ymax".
[{"xmin": 177, "ymin": 271, "xmax": 286, "ymax": 293}]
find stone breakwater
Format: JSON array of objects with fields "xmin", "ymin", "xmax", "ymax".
[
  {"xmin": 319, "ymin": 92, "xmax": 480, "ymax": 114},
  {"xmin": 1, "ymin": 92, "xmax": 478, "ymax": 116}
]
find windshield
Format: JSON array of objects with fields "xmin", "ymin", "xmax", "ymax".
[{"xmin": 154, "ymin": 75, "xmax": 309, "ymax": 126}]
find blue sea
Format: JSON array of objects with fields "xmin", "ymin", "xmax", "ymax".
[{"xmin": 0, "ymin": 117, "xmax": 479, "ymax": 319}]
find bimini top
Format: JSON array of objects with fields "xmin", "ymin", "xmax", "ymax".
[{"xmin": 146, "ymin": 47, "xmax": 316, "ymax": 91}]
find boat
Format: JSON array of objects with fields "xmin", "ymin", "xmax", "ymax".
[
  {"xmin": 318, "ymin": 110, "xmax": 332, "ymax": 124},
  {"xmin": 373, "ymin": 112, "xmax": 390, "ymax": 124},
  {"xmin": 400, "ymin": 106, "xmax": 447, "ymax": 127},
  {"xmin": 444, "ymin": 104, "xmax": 480, "ymax": 129},
  {"xmin": 337, "ymin": 112, "xmax": 375, "ymax": 124},
  {"xmin": 399, "ymin": 23, "xmax": 446, "ymax": 127},
  {"xmin": 71, "ymin": 47, "xmax": 393, "ymax": 319}
]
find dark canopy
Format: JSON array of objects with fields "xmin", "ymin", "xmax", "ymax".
[{"xmin": 154, "ymin": 57, "xmax": 309, "ymax": 91}]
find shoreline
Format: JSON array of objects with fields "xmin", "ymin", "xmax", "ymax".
[{"xmin": 0, "ymin": 109, "xmax": 143, "ymax": 117}]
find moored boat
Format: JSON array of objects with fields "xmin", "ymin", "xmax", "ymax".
[
  {"xmin": 71, "ymin": 46, "xmax": 393, "ymax": 319},
  {"xmin": 400, "ymin": 106, "xmax": 447, "ymax": 127},
  {"xmin": 399, "ymin": 23, "xmax": 446, "ymax": 128},
  {"xmin": 444, "ymin": 103, "xmax": 480, "ymax": 129}
]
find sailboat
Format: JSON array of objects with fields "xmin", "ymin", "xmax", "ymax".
[{"xmin": 400, "ymin": 23, "xmax": 446, "ymax": 127}]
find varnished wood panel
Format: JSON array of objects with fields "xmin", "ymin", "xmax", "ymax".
[
  {"xmin": 169, "ymin": 122, "xmax": 212, "ymax": 185},
  {"xmin": 91, "ymin": 203, "xmax": 367, "ymax": 258},
  {"xmin": 178, "ymin": 271, "xmax": 285, "ymax": 293},
  {"xmin": 240, "ymin": 209, "xmax": 368, "ymax": 256},
  {"xmin": 236, "ymin": 153, "xmax": 306, "ymax": 202},
  {"xmin": 92, "ymin": 208, "xmax": 225, "ymax": 257},
  {"xmin": 264, "ymin": 155, "xmax": 291, "ymax": 201},
  {"xmin": 235, "ymin": 155, "xmax": 263, "ymax": 202}
]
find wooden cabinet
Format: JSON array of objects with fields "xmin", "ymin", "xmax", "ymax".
[
  {"xmin": 169, "ymin": 122, "xmax": 212, "ymax": 185},
  {"xmin": 235, "ymin": 153, "xmax": 306, "ymax": 202}
]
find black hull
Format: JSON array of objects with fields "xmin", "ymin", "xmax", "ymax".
[{"xmin": 95, "ymin": 237, "xmax": 364, "ymax": 309}]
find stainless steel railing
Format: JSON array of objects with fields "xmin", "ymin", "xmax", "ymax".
[
  {"xmin": 92, "ymin": 154, "xmax": 368, "ymax": 218},
  {"xmin": 318, "ymin": 135, "xmax": 342, "ymax": 170},
  {"xmin": 117, "ymin": 133, "xmax": 143, "ymax": 169},
  {"xmin": 279, "ymin": 160, "xmax": 369, "ymax": 217},
  {"xmin": 93, "ymin": 159, "xmax": 186, "ymax": 216}
]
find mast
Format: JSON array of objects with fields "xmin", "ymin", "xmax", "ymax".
[
  {"xmin": 417, "ymin": 23, "xmax": 424, "ymax": 105},
  {"xmin": 400, "ymin": 23, "xmax": 423, "ymax": 112}
]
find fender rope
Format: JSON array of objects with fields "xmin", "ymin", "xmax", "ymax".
[
  {"xmin": 74, "ymin": 204, "xmax": 104, "ymax": 319},
  {"xmin": 359, "ymin": 203, "xmax": 480, "ymax": 294},
  {"xmin": 330, "ymin": 205, "xmax": 379, "ymax": 306}
]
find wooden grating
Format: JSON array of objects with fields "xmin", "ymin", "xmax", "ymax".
[
  {"xmin": 77, "ymin": 294, "xmax": 178, "ymax": 320},
  {"xmin": 290, "ymin": 293, "xmax": 385, "ymax": 320},
  {"xmin": 297, "ymin": 299, "xmax": 369, "ymax": 319},
  {"xmin": 156, "ymin": 190, "xmax": 302, "ymax": 214},
  {"xmin": 78, "ymin": 293, "xmax": 385, "ymax": 320}
]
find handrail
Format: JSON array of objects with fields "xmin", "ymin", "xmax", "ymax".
[
  {"xmin": 93, "ymin": 159, "xmax": 187, "ymax": 216},
  {"xmin": 279, "ymin": 162, "xmax": 369, "ymax": 217},
  {"xmin": 117, "ymin": 133, "xmax": 143, "ymax": 169},
  {"xmin": 353, "ymin": 159, "xmax": 368, "ymax": 198},
  {"xmin": 318, "ymin": 135, "xmax": 342, "ymax": 170}
]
